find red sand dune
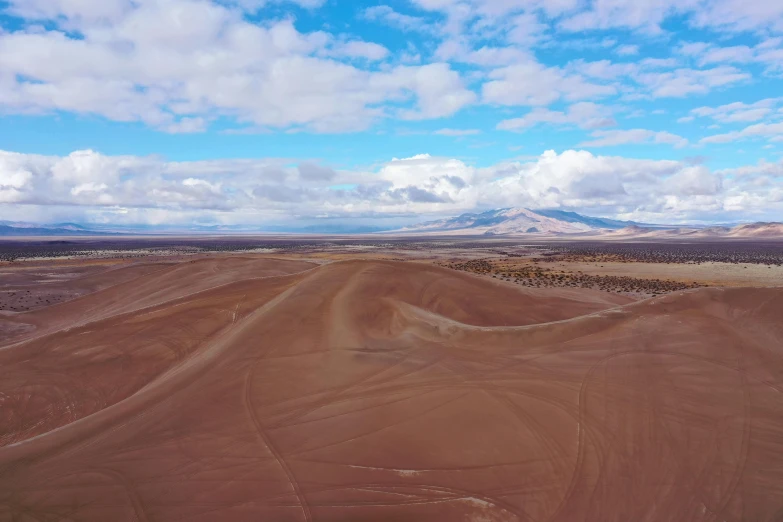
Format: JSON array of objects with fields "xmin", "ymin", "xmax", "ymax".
[{"xmin": 1, "ymin": 258, "xmax": 782, "ymax": 521}]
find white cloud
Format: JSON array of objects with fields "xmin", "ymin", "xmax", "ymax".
[
  {"xmin": 328, "ymin": 40, "xmax": 390, "ymax": 61},
  {"xmin": 377, "ymin": 153, "xmax": 477, "ymax": 208},
  {"xmin": 505, "ymin": 13, "xmax": 549, "ymax": 46},
  {"xmin": 4, "ymin": 0, "xmax": 132, "ymax": 25},
  {"xmin": 163, "ymin": 117, "xmax": 209, "ymax": 134},
  {"xmin": 477, "ymin": 56, "xmax": 744, "ymax": 109},
  {"xmin": 483, "ymin": 61, "xmax": 616, "ymax": 106},
  {"xmin": 635, "ymin": 66, "xmax": 750, "ymax": 98},
  {"xmin": 435, "ymin": 40, "xmax": 533, "ymax": 67},
  {"xmin": 1, "ymin": 0, "xmax": 777, "ymax": 140},
  {"xmin": 410, "ymin": 0, "xmax": 580, "ymax": 19},
  {"xmin": 7, "ymin": 0, "xmax": 327, "ymax": 20},
  {"xmin": 482, "ymin": 149, "xmax": 734, "ymax": 221},
  {"xmin": 435, "ymin": 128, "xmax": 482, "ymax": 136},
  {"xmin": 497, "ymin": 102, "xmax": 616, "ymax": 131},
  {"xmin": 0, "ymin": 169, "xmax": 33, "ymax": 189},
  {"xmin": 297, "ymin": 162, "xmax": 336, "ymax": 181},
  {"xmin": 3, "ymin": 147, "xmax": 778, "ymax": 224},
  {"xmin": 677, "ymin": 39, "xmax": 783, "ymax": 74},
  {"xmin": 579, "ymin": 129, "xmax": 688, "ymax": 148},
  {"xmin": 559, "ymin": 0, "xmax": 698, "ymax": 33},
  {"xmin": 395, "ymin": 63, "xmax": 477, "ymax": 119},
  {"xmin": 0, "ymin": 2, "xmax": 473, "ymax": 133},
  {"xmin": 570, "ymin": 59, "xmax": 638, "ymax": 80},
  {"xmin": 639, "ymin": 57, "xmax": 680, "ymax": 69},
  {"xmin": 690, "ymin": 98, "xmax": 780, "ymax": 123},
  {"xmin": 558, "ymin": 0, "xmax": 783, "ymax": 33},
  {"xmin": 182, "ymin": 178, "xmax": 222, "ymax": 193},
  {"xmin": 362, "ymin": 5, "xmax": 429, "ymax": 32},
  {"xmin": 679, "ymin": 41, "xmax": 711, "ymax": 57},
  {"xmin": 701, "ymin": 122, "xmax": 783, "ymax": 144},
  {"xmin": 698, "ymin": 45, "xmax": 755, "ymax": 66},
  {"xmin": 615, "ymin": 44, "xmax": 639, "ymax": 56},
  {"xmin": 668, "ymin": 166, "xmax": 722, "ymax": 196},
  {"xmin": 691, "ymin": 0, "xmax": 783, "ymax": 33}
]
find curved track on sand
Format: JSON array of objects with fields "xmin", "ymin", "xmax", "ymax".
[{"xmin": 1, "ymin": 258, "xmax": 783, "ymax": 521}]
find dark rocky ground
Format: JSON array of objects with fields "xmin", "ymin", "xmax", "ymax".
[
  {"xmin": 440, "ymin": 258, "xmax": 704, "ymax": 297},
  {"xmin": 1, "ymin": 237, "xmax": 782, "ymax": 263},
  {"xmin": 533, "ymin": 241, "xmax": 783, "ymax": 266}
]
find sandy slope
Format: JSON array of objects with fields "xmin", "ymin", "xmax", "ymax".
[
  {"xmin": 1, "ymin": 258, "xmax": 782, "ymax": 521},
  {"xmin": 0, "ymin": 256, "xmax": 315, "ymax": 346}
]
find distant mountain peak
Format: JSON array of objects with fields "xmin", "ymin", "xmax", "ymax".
[
  {"xmin": 397, "ymin": 209, "xmax": 783, "ymax": 238},
  {"xmin": 400, "ymin": 208, "xmax": 636, "ymax": 235}
]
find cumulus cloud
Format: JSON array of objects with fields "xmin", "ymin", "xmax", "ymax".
[
  {"xmin": 2, "ymin": 147, "xmax": 779, "ymax": 225},
  {"xmin": 362, "ymin": 5, "xmax": 429, "ymax": 32},
  {"xmin": 483, "ymin": 62, "xmax": 616, "ymax": 106},
  {"xmin": 435, "ymin": 128, "xmax": 481, "ymax": 136},
  {"xmin": 505, "ymin": 13, "xmax": 549, "ymax": 46},
  {"xmin": 568, "ymin": 59, "xmax": 638, "ymax": 80},
  {"xmin": 615, "ymin": 44, "xmax": 640, "ymax": 56},
  {"xmin": 677, "ymin": 39, "xmax": 783, "ymax": 73},
  {"xmin": 698, "ymin": 45, "xmax": 755, "ymax": 66},
  {"xmin": 700, "ymin": 122, "xmax": 783, "ymax": 144},
  {"xmin": 435, "ymin": 39, "xmax": 533, "ymax": 67},
  {"xmin": 410, "ymin": 0, "xmax": 583, "ymax": 21},
  {"xmin": 0, "ymin": 0, "xmax": 777, "ymax": 143},
  {"xmin": 692, "ymin": 0, "xmax": 783, "ymax": 33},
  {"xmin": 327, "ymin": 40, "xmax": 390, "ymax": 61},
  {"xmin": 163, "ymin": 117, "xmax": 209, "ymax": 134},
  {"xmin": 8, "ymin": 0, "xmax": 327, "ymax": 20},
  {"xmin": 0, "ymin": 1, "xmax": 474, "ymax": 133},
  {"xmin": 634, "ymin": 66, "xmax": 750, "ymax": 98},
  {"xmin": 297, "ymin": 162, "xmax": 337, "ymax": 182},
  {"xmin": 579, "ymin": 129, "xmax": 689, "ymax": 148},
  {"xmin": 498, "ymin": 102, "xmax": 616, "ymax": 131},
  {"xmin": 396, "ymin": 63, "xmax": 477, "ymax": 119},
  {"xmin": 480, "ymin": 150, "xmax": 736, "ymax": 222},
  {"xmin": 690, "ymin": 98, "xmax": 780, "ymax": 123},
  {"xmin": 556, "ymin": 0, "xmax": 783, "ymax": 33}
]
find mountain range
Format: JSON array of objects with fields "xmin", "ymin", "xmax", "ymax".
[
  {"xmin": 400, "ymin": 208, "xmax": 636, "ymax": 235},
  {"xmin": 1, "ymin": 210, "xmax": 782, "ymax": 238},
  {"xmin": 0, "ymin": 222, "xmax": 109, "ymax": 237},
  {"xmin": 399, "ymin": 208, "xmax": 783, "ymax": 238},
  {"xmin": 0, "ymin": 221, "xmax": 389, "ymax": 236}
]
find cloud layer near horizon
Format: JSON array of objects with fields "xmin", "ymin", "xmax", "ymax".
[{"xmin": 1, "ymin": 149, "xmax": 780, "ymax": 226}]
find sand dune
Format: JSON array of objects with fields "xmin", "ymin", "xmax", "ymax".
[
  {"xmin": 0, "ymin": 256, "xmax": 315, "ymax": 346},
  {"xmin": 1, "ymin": 258, "xmax": 782, "ymax": 521}
]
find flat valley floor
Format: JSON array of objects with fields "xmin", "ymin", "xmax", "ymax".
[{"xmin": 1, "ymin": 253, "xmax": 783, "ymax": 521}]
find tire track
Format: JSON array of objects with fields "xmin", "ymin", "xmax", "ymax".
[{"xmin": 244, "ymin": 362, "xmax": 313, "ymax": 522}]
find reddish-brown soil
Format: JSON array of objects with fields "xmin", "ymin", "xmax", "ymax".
[
  {"xmin": 0, "ymin": 261, "xmax": 166, "ymax": 312},
  {"xmin": 1, "ymin": 257, "xmax": 782, "ymax": 521}
]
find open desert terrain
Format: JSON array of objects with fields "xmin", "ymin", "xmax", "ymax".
[{"xmin": 1, "ymin": 240, "xmax": 783, "ymax": 521}]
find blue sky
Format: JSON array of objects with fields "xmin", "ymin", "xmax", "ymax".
[{"xmin": 0, "ymin": 0, "xmax": 782, "ymax": 227}]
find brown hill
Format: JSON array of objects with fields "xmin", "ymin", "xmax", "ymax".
[
  {"xmin": 604, "ymin": 222, "xmax": 783, "ymax": 239},
  {"xmin": 729, "ymin": 222, "xmax": 783, "ymax": 238},
  {"xmin": 1, "ymin": 258, "xmax": 782, "ymax": 521}
]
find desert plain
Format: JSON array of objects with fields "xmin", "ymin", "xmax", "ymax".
[{"xmin": 1, "ymin": 237, "xmax": 782, "ymax": 521}]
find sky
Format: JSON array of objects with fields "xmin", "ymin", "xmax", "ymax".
[{"xmin": 0, "ymin": 0, "xmax": 782, "ymax": 228}]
